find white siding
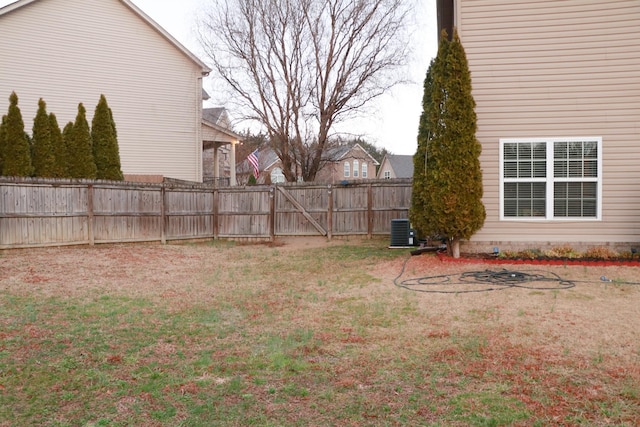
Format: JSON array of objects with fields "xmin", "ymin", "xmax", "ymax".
[
  {"xmin": 457, "ymin": 0, "xmax": 640, "ymax": 247},
  {"xmin": 0, "ymin": 0, "xmax": 205, "ymax": 181}
]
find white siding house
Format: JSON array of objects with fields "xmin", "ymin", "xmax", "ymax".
[
  {"xmin": 0, "ymin": 0, "xmax": 211, "ymax": 182},
  {"xmin": 437, "ymin": 0, "xmax": 640, "ymax": 252}
]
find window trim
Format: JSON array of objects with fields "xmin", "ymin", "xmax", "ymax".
[
  {"xmin": 362, "ymin": 162, "xmax": 367, "ymax": 178},
  {"xmin": 499, "ymin": 137, "xmax": 602, "ymax": 221},
  {"xmin": 353, "ymin": 160, "xmax": 359, "ymax": 177},
  {"xmin": 343, "ymin": 161, "xmax": 350, "ymax": 178}
]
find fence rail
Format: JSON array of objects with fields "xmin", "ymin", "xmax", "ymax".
[{"xmin": 0, "ymin": 177, "xmax": 412, "ymax": 249}]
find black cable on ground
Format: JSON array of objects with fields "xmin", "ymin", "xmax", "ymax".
[{"xmin": 393, "ymin": 256, "xmax": 640, "ymax": 294}]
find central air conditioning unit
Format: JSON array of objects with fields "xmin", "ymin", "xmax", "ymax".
[{"xmin": 390, "ymin": 219, "xmax": 417, "ymax": 247}]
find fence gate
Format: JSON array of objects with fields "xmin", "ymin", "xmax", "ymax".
[{"xmin": 274, "ymin": 185, "xmax": 329, "ymax": 237}]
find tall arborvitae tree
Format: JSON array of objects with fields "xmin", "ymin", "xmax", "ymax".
[
  {"xmin": 91, "ymin": 95, "xmax": 123, "ymax": 180},
  {"xmin": 410, "ymin": 30, "xmax": 485, "ymax": 258},
  {"xmin": 410, "ymin": 57, "xmax": 438, "ymax": 238},
  {"xmin": 67, "ymin": 103, "xmax": 97, "ymax": 179},
  {"xmin": 32, "ymin": 98, "xmax": 56, "ymax": 177},
  {"xmin": 49, "ymin": 113, "xmax": 68, "ymax": 178},
  {"xmin": 2, "ymin": 92, "xmax": 33, "ymax": 177}
]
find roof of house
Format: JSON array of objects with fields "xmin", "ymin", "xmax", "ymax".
[
  {"xmin": 322, "ymin": 143, "xmax": 380, "ymax": 165},
  {"xmin": 383, "ymin": 154, "xmax": 414, "ymax": 178},
  {"xmin": 0, "ymin": 0, "xmax": 211, "ymax": 74},
  {"xmin": 203, "ymin": 107, "xmax": 226, "ymax": 124},
  {"xmin": 202, "ymin": 108, "xmax": 243, "ymax": 141}
]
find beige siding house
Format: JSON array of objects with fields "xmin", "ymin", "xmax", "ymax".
[
  {"xmin": 0, "ymin": 0, "xmax": 210, "ymax": 182},
  {"xmin": 377, "ymin": 154, "xmax": 414, "ymax": 180},
  {"xmin": 437, "ymin": 0, "xmax": 640, "ymax": 252},
  {"xmin": 314, "ymin": 143, "xmax": 380, "ymax": 184}
]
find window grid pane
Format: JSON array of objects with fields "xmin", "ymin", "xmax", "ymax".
[
  {"xmin": 504, "ymin": 182, "xmax": 546, "ymax": 217},
  {"xmin": 554, "ymin": 182, "xmax": 597, "ymax": 217},
  {"xmin": 554, "ymin": 141, "xmax": 598, "ymax": 179},
  {"xmin": 504, "ymin": 142, "xmax": 546, "ymax": 179}
]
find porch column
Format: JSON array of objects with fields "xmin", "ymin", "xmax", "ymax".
[
  {"xmin": 212, "ymin": 143, "xmax": 220, "ymax": 183},
  {"xmin": 230, "ymin": 140, "xmax": 237, "ymax": 186}
]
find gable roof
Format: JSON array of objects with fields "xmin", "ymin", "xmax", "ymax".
[
  {"xmin": 0, "ymin": 0, "xmax": 211, "ymax": 75},
  {"xmin": 322, "ymin": 143, "xmax": 380, "ymax": 165},
  {"xmin": 203, "ymin": 107, "xmax": 226, "ymax": 124},
  {"xmin": 202, "ymin": 108, "xmax": 243, "ymax": 142},
  {"xmin": 381, "ymin": 154, "xmax": 414, "ymax": 178}
]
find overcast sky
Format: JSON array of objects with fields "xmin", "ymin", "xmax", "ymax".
[{"xmin": 1, "ymin": 0, "xmax": 438, "ymax": 155}]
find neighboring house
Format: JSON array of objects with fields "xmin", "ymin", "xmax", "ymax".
[
  {"xmin": 0, "ymin": 0, "xmax": 211, "ymax": 182},
  {"xmin": 236, "ymin": 147, "xmax": 300, "ymax": 185},
  {"xmin": 202, "ymin": 107, "xmax": 242, "ymax": 186},
  {"xmin": 437, "ymin": 0, "xmax": 640, "ymax": 251},
  {"xmin": 315, "ymin": 143, "xmax": 380, "ymax": 183},
  {"xmin": 236, "ymin": 143, "xmax": 379, "ymax": 184},
  {"xmin": 377, "ymin": 154, "xmax": 414, "ymax": 179}
]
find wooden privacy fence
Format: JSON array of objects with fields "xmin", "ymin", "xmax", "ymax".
[{"xmin": 0, "ymin": 177, "xmax": 412, "ymax": 249}]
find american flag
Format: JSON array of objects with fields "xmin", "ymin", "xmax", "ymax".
[{"xmin": 247, "ymin": 149, "xmax": 260, "ymax": 179}]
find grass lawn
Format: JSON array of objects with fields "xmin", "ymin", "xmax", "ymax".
[{"xmin": 1, "ymin": 237, "xmax": 639, "ymax": 426}]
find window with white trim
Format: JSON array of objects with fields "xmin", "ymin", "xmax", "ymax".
[
  {"xmin": 343, "ymin": 161, "xmax": 350, "ymax": 177},
  {"xmin": 362, "ymin": 162, "xmax": 368, "ymax": 178},
  {"xmin": 500, "ymin": 138, "xmax": 601, "ymax": 220},
  {"xmin": 384, "ymin": 170, "xmax": 391, "ymax": 179},
  {"xmin": 270, "ymin": 167, "xmax": 285, "ymax": 183},
  {"xmin": 353, "ymin": 160, "xmax": 359, "ymax": 177}
]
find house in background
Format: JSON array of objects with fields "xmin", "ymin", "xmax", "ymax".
[
  {"xmin": 0, "ymin": 0, "xmax": 212, "ymax": 183},
  {"xmin": 202, "ymin": 107, "xmax": 242, "ymax": 186},
  {"xmin": 437, "ymin": 0, "xmax": 640, "ymax": 252},
  {"xmin": 236, "ymin": 147, "xmax": 300, "ymax": 185},
  {"xmin": 236, "ymin": 142, "xmax": 379, "ymax": 184},
  {"xmin": 315, "ymin": 143, "xmax": 380, "ymax": 183},
  {"xmin": 377, "ymin": 154, "xmax": 414, "ymax": 179}
]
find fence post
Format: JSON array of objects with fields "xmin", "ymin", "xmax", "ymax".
[
  {"xmin": 160, "ymin": 184, "xmax": 166, "ymax": 244},
  {"xmin": 327, "ymin": 185, "xmax": 333, "ymax": 240},
  {"xmin": 269, "ymin": 186, "xmax": 275, "ymax": 241},
  {"xmin": 367, "ymin": 183, "xmax": 373, "ymax": 239},
  {"xmin": 213, "ymin": 187, "xmax": 219, "ymax": 239},
  {"xmin": 87, "ymin": 183, "xmax": 95, "ymax": 245}
]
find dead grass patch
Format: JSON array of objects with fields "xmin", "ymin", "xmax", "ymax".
[{"xmin": 1, "ymin": 238, "xmax": 639, "ymax": 425}]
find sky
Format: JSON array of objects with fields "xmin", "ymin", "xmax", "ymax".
[{"xmin": 1, "ymin": 0, "xmax": 438, "ymax": 155}]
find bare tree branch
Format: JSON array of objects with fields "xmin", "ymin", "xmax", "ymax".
[{"xmin": 198, "ymin": 0, "xmax": 411, "ymax": 181}]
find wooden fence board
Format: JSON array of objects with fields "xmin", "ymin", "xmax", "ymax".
[{"xmin": 0, "ymin": 178, "xmax": 412, "ymax": 248}]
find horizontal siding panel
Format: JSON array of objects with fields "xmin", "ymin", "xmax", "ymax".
[
  {"xmin": 459, "ymin": 0, "xmax": 640, "ymax": 248},
  {"xmin": 0, "ymin": 0, "xmax": 204, "ymax": 181}
]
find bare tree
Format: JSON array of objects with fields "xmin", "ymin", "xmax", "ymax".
[{"xmin": 198, "ymin": 0, "xmax": 411, "ymax": 182}]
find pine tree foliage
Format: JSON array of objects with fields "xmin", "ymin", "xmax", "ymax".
[
  {"xmin": 2, "ymin": 92, "xmax": 33, "ymax": 177},
  {"xmin": 67, "ymin": 103, "xmax": 97, "ymax": 179},
  {"xmin": 410, "ymin": 30, "xmax": 485, "ymax": 258},
  {"xmin": 49, "ymin": 113, "xmax": 68, "ymax": 178},
  {"xmin": 32, "ymin": 98, "xmax": 57, "ymax": 177},
  {"xmin": 91, "ymin": 95, "xmax": 123, "ymax": 180}
]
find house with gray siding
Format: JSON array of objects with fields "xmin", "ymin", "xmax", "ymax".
[
  {"xmin": 437, "ymin": 0, "xmax": 640, "ymax": 252},
  {"xmin": 377, "ymin": 154, "xmax": 414, "ymax": 179},
  {"xmin": 0, "ymin": 0, "xmax": 213, "ymax": 182}
]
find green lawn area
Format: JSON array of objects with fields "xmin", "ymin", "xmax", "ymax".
[{"xmin": 1, "ymin": 238, "xmax": 639, "ymax": 426}]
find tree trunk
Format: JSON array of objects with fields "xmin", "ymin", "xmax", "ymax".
[{"xmin": 450, "ymin": 237, "xmax": 461, "ymax": 259}]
